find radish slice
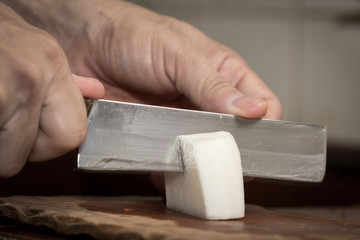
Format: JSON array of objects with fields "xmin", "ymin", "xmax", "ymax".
[{"xmin": 165, "ymin": 131, "xmax": 245, "ymax": 220}]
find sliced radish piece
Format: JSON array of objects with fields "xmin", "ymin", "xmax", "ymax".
[{"xmin": 165, "ymin": 131, "xmax": 245, "ymax": 220}]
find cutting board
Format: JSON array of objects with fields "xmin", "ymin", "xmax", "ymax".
[{"xmin": 0, "ymin": 196, "xmax": 359, "ymax": 240}]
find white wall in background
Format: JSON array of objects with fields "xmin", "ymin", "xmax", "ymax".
[{"xmin": 131, "ymin": 0, "xmax": 360, "ymax": 147}]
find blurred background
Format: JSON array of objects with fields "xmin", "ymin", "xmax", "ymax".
[
  {"xmin": 133, "ymin": 0, "xmax": 360, "ymax": 150},
  {"xmin": 1, "ymin": 0, "xmax": 359, "ymax": 207}
]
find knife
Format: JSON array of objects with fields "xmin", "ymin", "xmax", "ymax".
[{"xmin": 78, "ymin": 99, "xmax": 327, "ymax": 182}]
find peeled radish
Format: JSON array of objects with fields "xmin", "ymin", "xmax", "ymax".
[{"xmin": 165, "ymin": 131, "xmax": 245, "ymax": 220}]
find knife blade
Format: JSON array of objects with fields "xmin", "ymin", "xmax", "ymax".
[{"xmin": 78, "ymin": 99, "xmax": 327, "ymax": 182}]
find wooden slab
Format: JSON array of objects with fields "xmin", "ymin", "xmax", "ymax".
[{"xmin": 0, "ymin": 196, "xmax": 359, "ymax": 240}]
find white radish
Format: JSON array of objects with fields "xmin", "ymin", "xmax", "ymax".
[{"xmin": 165, "ymin": 131, "xmax": 245, "ymax": 220}]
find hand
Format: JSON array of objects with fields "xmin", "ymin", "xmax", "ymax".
[
  {"xmin": 3, "ymin": 0, "xmax": 282, "ymax": 188},
  {"xmin": 55, "ymin": 0, "xmax": 280, "ymax": 192},
  {"xmin": 0, "ymin": 3, "xmax": 104, "ymax": 177},
  {"xmin": 9, "ymin": 0, "xmax": 282, "ymax": 119}
]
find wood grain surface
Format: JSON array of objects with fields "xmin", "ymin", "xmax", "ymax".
[{"xmin": 0, "ymin": 196, "xmax": 359, "ymax": 240}]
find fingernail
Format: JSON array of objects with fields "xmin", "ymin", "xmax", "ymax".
[{"xmin": 230, "ymin": 95, "xmax": 267, "ymax": 118}]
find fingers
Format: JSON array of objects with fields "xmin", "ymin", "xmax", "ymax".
[
  {"xmin": 31, "ymin": 74, "xmax": 105, "ymax": 161},
  {"xmin": 167, "ymin": 22, "xmax": 282, "ymax": 119},
  {"xmin": 72, "ymin": 74, "xmax": 105, "ymax": 99},
  {"xmin": 0, "ymin": 6, "xmax": 94, "ymax": 176},
  {"xmin": 28, "ymin": 72, "xmax": 88, "ymax": 162},
  {"xmin": 157, "ymin": 19, "xmax": 282, "ymax": 120},
  {"xmin": 0, "ymin": 105, "xmax": 39, "ymax": 177},
  {"xmin": 169, "ymin": 43, "xmax": 272, "ymax": 119},
  {"xmin": 0, "ymin": 32, "xmax": 43, "ymax": 177}
]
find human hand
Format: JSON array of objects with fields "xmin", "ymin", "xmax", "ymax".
[
  {"xmin": 13, "ymin": 0, "xmax": 282, "ymax": 119},
  {"xmin": 55, "ymin": 0, "xmax": 279, "ymax": 191},
  {"xmin": 4, "ymin": 0, "xmax": 281, "ymax": 189},
  {"xmin": 0, "ymin": 3, "xmax": 104, "ymax": 177}
]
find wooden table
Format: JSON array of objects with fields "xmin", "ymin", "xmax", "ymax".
[{"xmin": 0, "ymin": 196, "xmax": 359, "ymax": 240}]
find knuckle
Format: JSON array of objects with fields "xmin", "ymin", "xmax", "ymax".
[
  {"xmin": 17, "ymin": 62, "xmax": 44, "ymax": 101},
  {"xmin": 38, "ymin": 34, "xmax": 64, "ymax": 62},
  {"xmin": 198, "ymin": 74, "xmax": 230, "ymax": 110},
  {"xmin": 11, "ymin": 55, "xmax": 44, "ymax": 99},
  {"xmin": 11, "ymin": 34, "xmax": 66, "ymax": 100},
  {"xmin": 201, "ymin": 73, "xmax": 227, "ymax": 96}
]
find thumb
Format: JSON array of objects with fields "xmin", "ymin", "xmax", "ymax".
[
  {"xmin": 172, "ymin": 48, "xmax": 267, "ymax": 118},
  {"xmin": 209, "ymin": 87, "xmax": 268, "ymax": 119}
]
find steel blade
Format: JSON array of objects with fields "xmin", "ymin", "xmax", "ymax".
[{"xmin": 78, "ymin": 100, "xmax": 326, "ymax": 182}]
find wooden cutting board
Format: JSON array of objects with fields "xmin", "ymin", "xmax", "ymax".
[{"xmin": 0, "ymin": 196, "xmax": 359, "ymax": 240}]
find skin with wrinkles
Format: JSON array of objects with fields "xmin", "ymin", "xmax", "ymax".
[
  {"xmin": 0, "ymin": 3, "xmax": 104, "ymax": 177},
  {"xmin": 4, "ymin": 0, "xmax": 281, "ymax": 118},
  {"xmin": 0, "ymin": 0, "xmax": 282, "ymax": 178}
]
